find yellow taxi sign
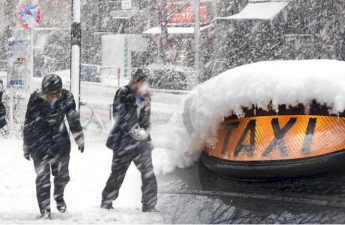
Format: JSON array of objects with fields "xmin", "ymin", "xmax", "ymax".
[{"xmin": 205, "ymin": 115, "xmax": 345, "ymax": 161}]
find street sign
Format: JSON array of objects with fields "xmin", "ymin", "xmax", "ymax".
[
  {"xmin": 16, "ymin": 0, "xmax": 41, "ymax": 30},
  {"xmin": 7, "ymin": 40, "xmax": 29, "ymax": 89},
  {"xmin": 10, "ymin": 59, "xmax": 26, "ymax": 87},
  {"xmin": 121, "ymin": 0, "xmax": 132, "ymax": 10}
]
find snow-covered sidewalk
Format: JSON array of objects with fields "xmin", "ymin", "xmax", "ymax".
[{"xmin": 0, "ymin": 138, "xmax": 165, "ymax": 223}]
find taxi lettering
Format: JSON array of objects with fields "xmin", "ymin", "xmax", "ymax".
[{"xmin": 222, "ymin": 117, "xmax": 317, "ymax": 157}]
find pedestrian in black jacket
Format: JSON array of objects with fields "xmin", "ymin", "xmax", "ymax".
[
  {"xmin": 102, "ymin": 69, "xmax": 158, "ymax": 212},
  {"xmin": 23, "ymin": 74, "xmax": 85, "ymax": 219},
  {"xmin": 0, "ymin": 79, "xmax": 6, "ymax": 129}
]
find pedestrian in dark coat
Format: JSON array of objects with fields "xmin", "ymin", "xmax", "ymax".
[
  {"xmin": 23, "ymin": 74, "xmax": 85, "ymax": 219},
  {"xmin": 102, "ymin": 69, "xmax": 158, "ymax": 212},
  {"xmin": 0, "ymin": 79, "xmax": 6, "ymax": 129}
]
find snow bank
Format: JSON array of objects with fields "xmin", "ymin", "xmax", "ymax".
[{"xmin": 167, "ymin": 60, "xmax": 345, "ymax": 167}]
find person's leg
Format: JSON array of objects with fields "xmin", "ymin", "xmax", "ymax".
[
  {"xmin": 33, "ymin": 158, "xmax": 51, "ymax": 214},
  {"xmin": 101, "ymin": 150, "xmax": 133, "ymax": 208},
  {"xmin": 133, "ymin": 142, "xmax": 158, "ymax": 211},
  {"xmin": 51, "ymin": 154, "xmax": 70, "ymax": 212}
]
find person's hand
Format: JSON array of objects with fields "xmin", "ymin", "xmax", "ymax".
[
  {"xmin": 24, "ymin": 153, "xmax": 31, "ymax": 161},
  {"xmin": 138, "ymin": 130, "xmax": 148, "ymax": 140},
  {"xmin": 129, "ymin": 128, "xmax": 148, "ymax": 141},
  {"xmin": 78, "ymin": 143, "xmax": 85, "ymax": 153},
  {"xmin": 129, "ymin": 128, "xmax": 141, "ymax": 140}
]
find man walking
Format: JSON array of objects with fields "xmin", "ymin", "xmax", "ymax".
[
  {"xmin": 102, "ymin": 69, "xmax": 158, "ymax": 212},
  {"xmin": 23, "ymin": 74, "xmax": 85, "ymax": 219}
]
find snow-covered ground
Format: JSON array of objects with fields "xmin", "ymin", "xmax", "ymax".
[{"xmin": 0, "ymin": 139, "xmax": 166, "ymax": 223}]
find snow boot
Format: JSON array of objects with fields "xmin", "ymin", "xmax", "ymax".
[
  {"xmin": 55, "ymin": 196, "xmax": 67, "ymax": 213},
  {"xmin": 39, "ymin": 210, "xmax": 51, "ymax": 220},
  {"xmin": 142, "ymin": 205, "xmax": 159, "ymax": 213},
  {"xmin": 100, "ymin": 201, "xmax": 114, "ymax": 210}
]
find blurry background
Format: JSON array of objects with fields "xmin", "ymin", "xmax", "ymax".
[{"xmin": 1, "ymin": 0, "xmax": 344, "ymax": 90}]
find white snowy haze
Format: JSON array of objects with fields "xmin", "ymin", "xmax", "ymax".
[{"xmin": 2, "ymin": 0, "xmax": 345, "ymax": 223}]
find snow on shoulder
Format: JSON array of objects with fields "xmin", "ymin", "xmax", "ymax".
[{"xmin": 168, "ymin": 60, "xmax": 345, "ymax": 168}]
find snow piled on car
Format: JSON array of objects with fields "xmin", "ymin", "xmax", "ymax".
[{"xmin": 167, "ymin": 60, "xmax": 345, "ymax": 168}]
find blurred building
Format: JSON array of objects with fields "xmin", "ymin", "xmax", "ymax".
[
  {"xmin": 81, "ymin": 0, "xmax": 345, "ymax": 84},
  {"xmin": 82, "ymin": 0, "xmax": 175, "ymax": 80},
  {"xmin": 142, "ymin": 1, "xmax": 215, "ymax": 71},
  {"xmin": 1, "ymin": 0, "xmax": 345, "ymax": 83},
  {"xmin": 0, "ymin": 0, "xmax": 74, "ymax": 76},
  {"xmin": 211, "ymin": 0, "xmax": 345, "ymax": 79},
  {"xmin": 81, "ymin": 0, "xmax": 221, "ymax": 85}
]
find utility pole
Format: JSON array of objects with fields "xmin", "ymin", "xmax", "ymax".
[
  {"xmin": 160, "ymin": 0, "xmax": 168, "ymax": 64},
  {"xmin": 194, "ymin": 0, "xmax": 200, "ymax": 86},
  {"xmin": 3, "ymin": 0, "xmax": 15, "ymax": 61},
  {"xmin": 3, "ymin": 0, "xmax": 15, "ymax": 137},
  {"xmin": 71, "ymin": 0, "xmax": 82, "ymax": 110}
]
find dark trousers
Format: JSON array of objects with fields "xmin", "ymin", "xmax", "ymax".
[
  {"xmin": 33, "ymin": 154, "xmax": 70, "ymax": 212},
  {"xmin": 102, "ymin": 141, "xmax": 158, "ymax": 208},
  {"xmin": 0, "ymin": 102, "xmax": 6, "ymax": 129}
]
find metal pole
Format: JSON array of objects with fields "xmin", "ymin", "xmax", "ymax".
[
  {"xmin": 123, "ymin": 37, "xmax": 128, "ymax": 77},
  {"xmin": 194, "ymin": 0, "xmax": 200, "ymax": 86},
  {"xmin": 71, "ymin": 0, "xmax": 82, "ymax": 110},
  {"xmin": 5, "ymin": 0, "xmax": 15, "ymax": 137},
  {"xmin": 161, "ymin": 0, "xmax": 168, "ymax": 64},
  {"xmin": 117, "ymin": 67, "xmax": 121, "ymax": 85},
  {"xmin": 3, "ymin": 0, "xmax": 15, "ymax": 61},
  {"xmin": 28, "ymin": 29, "xmax": 33, "ymax": 96}
]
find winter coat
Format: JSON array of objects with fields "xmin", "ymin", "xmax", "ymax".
[
  {"xmin": 23, "ymin": 89, "xmax": 84, "ymax": 159},
  {"xmin": 106, "ymin": 85, "xmax": 153, "ymax": 152}
]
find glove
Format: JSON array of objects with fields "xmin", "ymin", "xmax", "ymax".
[
  {"xmin": 78, "ymin": 143, "xmax": 85, "ymax": 153},
  {"xmin": 138, "ymin": 130, "xmax": 148, "ymax": 140},
  {"xmin": 129, "ymin": 128, "xmax": 148, "ymax": 141},
  {"xmin": 129, "ymin": 128, "xmax": 141, "ymax": 140},
  {"xmin": 24, "ymin": 153, "xmax": 31, "ymax": 161}
]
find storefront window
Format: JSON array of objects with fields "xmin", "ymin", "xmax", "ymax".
[{"xmin": 160, "ymin": 3, "xmax": 209, "ymax": 26}]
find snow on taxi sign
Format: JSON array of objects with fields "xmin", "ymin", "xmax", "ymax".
[{"xmin": 16, "ymin": 0, "xmax": 41, "ymax": 30}]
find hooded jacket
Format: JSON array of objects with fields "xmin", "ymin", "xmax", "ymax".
[{"xmin": 23, "ymin": 89, "xmax": 84, "ymax": 159}]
